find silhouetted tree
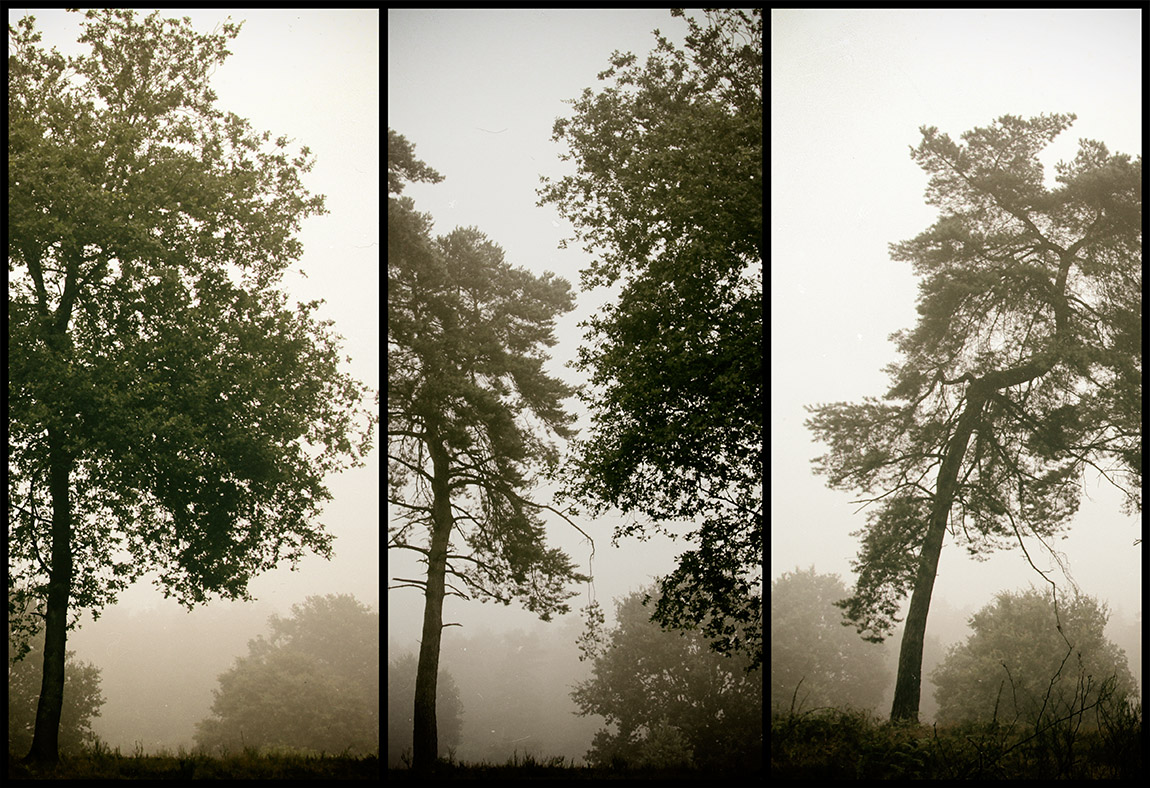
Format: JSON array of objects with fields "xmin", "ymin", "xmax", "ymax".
[
  {"xmin": 807, "ymin": 113, "xmax": 1140, "ymax": 723},
  {"xmin": 388, "ymin": 130, "xmax": 591, "ymax": 770}
]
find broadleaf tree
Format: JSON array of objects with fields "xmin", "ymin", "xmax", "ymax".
[
  {"xmin": 8, "ymin": 10, "xmax": 377, "ymax": 764},
  {"xmin": 805, "ymin": 113, "xmax": 1141, "ymax": 723},
  {"xmin": 537, "ymin": 8, "xmax": 763, "ymax": 669},
  {"xmin": 387, "ymin": 130, "xmax": 592, "ymax": 770}
]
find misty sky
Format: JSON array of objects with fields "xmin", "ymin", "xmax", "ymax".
[
  {"xmin": 387, "ymin": 10, "xmax": 740, "ymax": 654},
  {"xmin": 772, "ymin": 9, "xmax": 1140, "ymax": 652},
  {"xmin": 9, "ymin": 8, "xmax": 380, "ymax": 744}
]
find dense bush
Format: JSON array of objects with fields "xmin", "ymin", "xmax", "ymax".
[
  {"xmin": 771, "ymin": 703, "xmax": 1141, "ymax": 780},
  {"xmin": 931, "ymin": 586, "xmax": 1136, "ymax": 729}
]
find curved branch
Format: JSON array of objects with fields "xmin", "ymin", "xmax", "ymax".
[
  {"xmin": 387, "ymin": 496, "xmax": 430, "ymax": 514},
  {"xmin": 388, "ymin": 541, "xmax": 429, "ymax": 556},
  {"xmin": 443, "ymin": 581, "xmax": 471, "ymax": 601}
]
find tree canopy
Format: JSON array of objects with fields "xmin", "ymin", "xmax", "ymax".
[
  {"xmin": 8, "ymin": 9, "xmax": 376, "ymax": 763},
  {"xmin": 538, "ymin": 8, "xmax": 763, "ymax": 670},
  {"xmin": 388, "ymin": 129, "xmax": 591, "ymax": 769},
  {"xmin": 387, "ymin": 129, "xmax": 589, "ymax": 621},
  {"xmin": 806, "ymin": 113, "xmax": 1141, "ymax": 723},
  {"xmin": 194, "ymin": 594, "xmax": 379, "ymax": 756},
  {"xmin": 931, "ymin": 587, "xmax": 1137, "ymax": 729}
]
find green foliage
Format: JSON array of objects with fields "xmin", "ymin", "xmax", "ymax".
[
  {"xmin": 8, "ymin": 627, "xmax": 105, "ymax": 757},
  {"xmin": 598, "ymin": 717, "xmax": 695, "ymax": 770},
  {"xmin": 838, "ymin": 493, "xmax": 981, "ymax": 645},
  {"xmin": 806, "ymin": 113, "xmax": 1142, "ymax": 648},
  {"xmin": 538, "ymin": 9, "xmax": 762, "ymax": 669},
  {"xmin": 8, "ymin": 8, "xmax": 376, "ymax": 648},
  {"xmin": 575, "ymin": 600, "xmax": 608, "ymax": 664},
  {"xmin": 571, "ymin": 585, "xmax": 761, "ymax": 773},
  {"xmin": 540, "ymin": 10, "xmax": 761, "ymax": 286},
  {"xmin": 387, "ymin": 129, "xmax": 443, "ymax": 195},
  {"xmin": 771, "ymin": 568, "xmax": 891, "ymax": 711},
  {"xmin": 193, "ymin": 594, "xmax": 379, "ymax": 756},
  {"xmin": 387, "ymin": 652, "xmax": 462, "ymax": 768},
  {"xmin": 931, "ymin": 587, "xmax": 1137, "ymax": 729}
]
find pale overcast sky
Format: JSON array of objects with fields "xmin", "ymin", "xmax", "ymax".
[
  {"xmin": 387, "ymin": 9, "xmax": 742, "ymax": 654},
  {"xmin": 9, "ymin": 7, "xmax": 380, "ymax": 615},
  {"xmin": 772, "ymin": 8, "xmax": 1141, "ymax": 655}
]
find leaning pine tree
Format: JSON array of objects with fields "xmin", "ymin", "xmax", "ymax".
[
  {"xmin": 388, "ymin": 130, "xmax": 592, "ymax": 770},
  {"xmin": 805, "ymin": 113, "xmax": 1140, "ymax": 723}
]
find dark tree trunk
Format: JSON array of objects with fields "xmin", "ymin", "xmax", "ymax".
[
  {"xmin": 24, "ymin": 430, "xmax": 75, "ymax": 765},
  {"xmin": 891, "ymin": 354, "xmax": 1058, "ymax": 722},
  {"xmin": 891, "ymin": 389, "xmax": 985, "ymax": 722},
  {"xmin": 412, "ymin": 433, "xmax": 453, "ymax": 770}
]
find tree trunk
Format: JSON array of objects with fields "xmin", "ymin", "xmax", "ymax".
[
  {"xmin": 412, "ymin": 433, "xmax": 453, "ymax": 770},
  {"xmin": 889, "ymin": 340, "xmax": 1065, "ymax": 723},
  {"xmin": 24, "ymin": 429, "xmax": 75, "ymax": 765},
  {"xmin": 890, "ymin": 386, "xmax": 986, "ymax": 723}
]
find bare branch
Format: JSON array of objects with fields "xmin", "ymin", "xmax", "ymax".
[{"xmin": 388, "ymin": 541, "xmax": 430, "ymax": 557}]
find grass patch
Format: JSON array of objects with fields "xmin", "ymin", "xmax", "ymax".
[
  {"xmin": 8, "ymin": 741, "xmax": 380, "ymax": 780},
  {"xmin": 387, "ymin": 748, "xmax": 762, "ymax": 781}
]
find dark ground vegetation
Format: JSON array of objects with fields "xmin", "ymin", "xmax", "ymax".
[
  {"xmin": 387, "ymin": 749, "xmax": 762, "ymax": 783},
  {"xmin": 6, "ymin": 742, "xmax": 379, "ymax": 781},
  {"xmin": 771, "ymin": 702, "xmax": 1141, "ymax": 780}
]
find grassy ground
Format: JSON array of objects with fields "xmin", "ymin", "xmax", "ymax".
[
  {"xmin": 771, "ymin": 704, "xmax": 1141, "ymax": 780},
  {"xmin": 7, "ymin": 742, "xmax": 380, "ymax": 780},
  {"xmin": 387, "ymin": 751, "xmax": 763, "ymax": 783}
]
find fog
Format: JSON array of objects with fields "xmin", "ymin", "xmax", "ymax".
[
  {"xmin": 9, "ymin": 8, "xmax": 379, "ymax": 756},
  {"xmin": 388, "ymin": 9, "xmax": 762, "ymax": 768},
  {"xmin": 772, "ymin": 8, "xmax": 1141, "ymax": 723}
]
